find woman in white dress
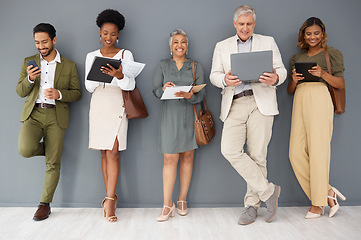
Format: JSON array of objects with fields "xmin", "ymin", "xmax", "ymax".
[{"xmin": 85, "ymin": 9, "xmax": 135, "ymax": 222}]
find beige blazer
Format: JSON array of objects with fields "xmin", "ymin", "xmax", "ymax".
[{"xmin": 210, "ymin": 34, "xmax": 287, "ymax": 121}]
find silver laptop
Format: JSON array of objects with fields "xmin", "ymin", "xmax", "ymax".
[{"xmin": 230, "ymin": 50, "xmax": 273, "ymax": 82}]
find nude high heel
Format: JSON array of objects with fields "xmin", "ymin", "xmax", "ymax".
[
  {"xmin": 177, "ymin": 198, "xmax": 188, "ymax": 216},
  {"xmin": 156, "ymin": 203, "xmax": 175, "ymax": 222},
  {"xmin": 101, "ymin": 196, "xmax": 117, "ymax": 222},
  {"xmin": 328, "ymin": 187, "xmax": 346, "ymax": 218},
  {"xmin": 305, "ymin": 206, "xmax": 324, "ymax": 219}
]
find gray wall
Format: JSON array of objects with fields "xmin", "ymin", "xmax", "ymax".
[{"xmin": 1, "ymin": 0, "xmax": 360, "ymax": 208}]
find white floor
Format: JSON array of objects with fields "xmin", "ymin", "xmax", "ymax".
[{"xmin": 1, "ymin": 206, "xmax": 360, "ymax": 240}]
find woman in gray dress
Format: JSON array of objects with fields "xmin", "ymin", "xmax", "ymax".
[{"xmin": 153, "ymin": 29, "xmax": 206, "ymax": 221}]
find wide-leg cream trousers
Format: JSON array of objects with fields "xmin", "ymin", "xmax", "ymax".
[{"xmin": 289, "ymin": 82, "xmax": 333, "ymax": 206}]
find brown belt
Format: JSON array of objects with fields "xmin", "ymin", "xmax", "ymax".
[
  {"xmin": 35, "ymin": 103, "xmax": 56, "ymax": 108},
  {"xmin": 233, "ymin": 89, "xmax": 253, "ymax": 100}
]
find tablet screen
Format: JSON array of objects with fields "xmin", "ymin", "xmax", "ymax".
[{"xmin": 294, "ymin": 62, "xmax": 319, "ymax": 82}]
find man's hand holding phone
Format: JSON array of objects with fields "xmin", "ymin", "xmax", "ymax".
[{"xmin": 26, "ymin": 60, "xmax": 41, "ymax": 81}]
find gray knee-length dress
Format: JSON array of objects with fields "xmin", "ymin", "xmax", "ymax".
[{"xmin": 153, "ymin": 59, "xmax": 206, "ymax": 154}]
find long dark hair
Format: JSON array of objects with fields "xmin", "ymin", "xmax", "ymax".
[{"xmin": 297, "ymin": 17, "xmax": 327, "ymax": 51}]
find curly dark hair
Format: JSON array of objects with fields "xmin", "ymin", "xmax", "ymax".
[{"xmin": 96, "ymin": 9, "xmax": 125, "ymax": 31}]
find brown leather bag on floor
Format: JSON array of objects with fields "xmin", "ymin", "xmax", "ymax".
[
  {"xmin": 191, "ymin": 61, "xmax": 215, "ymax": 145},
  {"xmin": 324, "ymin": 46, "xmax": 346, "ymax": 114}
]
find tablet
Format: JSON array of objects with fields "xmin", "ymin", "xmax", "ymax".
[
  {"xmin": 87, "ymin": 56, "xmax": 122, "ymax": 83},
  {"xmin": 230, "ymin": 50, "xmax": 273, "ymax": 82},
  {"xmin": 294, "ymin": 62, "xmax": 319, "ymax": 82}
]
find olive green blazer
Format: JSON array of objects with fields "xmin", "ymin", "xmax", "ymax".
[{"xmin": 16, "ymin": 53, "xmax": 81, "ymax": 129}]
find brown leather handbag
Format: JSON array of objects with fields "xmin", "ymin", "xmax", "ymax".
[
  {"xmin": 121, "ymin": 50, "xmax": 148, "ymax": 119},
  {"xmin": 122, "ymin": 86, "xmax": 148, "ymax": 119},
  {"xmin": 324, "ymin": 46, "xmax": 346, "ymax": 114},
  {"xmin": 191, "ymin": 61, "xmax": 215, "ymax": 145},
  {"xmin": 194, "ymin": 100, "xmax": 215, "ymax": 145}
]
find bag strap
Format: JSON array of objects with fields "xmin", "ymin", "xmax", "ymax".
[
  {"xmin": 120, "ymin": 49, "xmax": 136, "ymax": 91},
  {"xmin": 324, "ymin": 46, "xmax": 332, "ymax": 74},
  {"xmin": 192, "ymin": 60, "xmax": 196, "ymax": 83},
  {"xmin": 192, "ymin": 61, "xmax": 207, "ymax": 119},
  {"xmin": 192, "ymin": 61, "xmax": 199, "ymax": 120}
]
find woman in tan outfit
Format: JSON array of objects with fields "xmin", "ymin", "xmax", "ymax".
[{"xmin": 288, "ymin": 17, "xmax": 346, "ymax": 219}]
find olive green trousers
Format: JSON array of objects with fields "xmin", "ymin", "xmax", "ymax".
[{"xmin": 18, "ymin": 107, "xmax": 65, "ymax": 203}]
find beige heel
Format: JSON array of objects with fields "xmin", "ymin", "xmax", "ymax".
[
  {"xmin": 332, "ymin": 187, "xmax": 346, "ymax": 201},
  {"xmin": 177, "ymin": 198, "xmax": 188, "ymax": 216},
  {"xmin": 305, "ymin": 206, "xmax": 324, "ymax": 219},
  {"xmin": 329, "ymin": 187, "xmax": 346, "ymax": 218},
  {"xmin": 156, "ymin": 203, "xmax": 175, "ymax": 222},
  {"xmin": 101, "ymin": 196, "xmax": 117, "ymax": 222}
]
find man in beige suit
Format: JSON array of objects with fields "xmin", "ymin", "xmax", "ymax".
[
  {"xmin": 210, "ymin": 5, "xmax": 287, "ymax": 225},
  {"xmin": 16, "ymin": 23, "xmax": 81, "ymax": 221}
]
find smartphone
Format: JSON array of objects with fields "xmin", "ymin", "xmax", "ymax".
[{"xmin": 26, "ymin": 60, "xmax": 39, "ymax": 70}]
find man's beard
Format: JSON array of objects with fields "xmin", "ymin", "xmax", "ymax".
[{"xmin": 38, "ymin": 45, "xmax": 54, "ymax": 58}]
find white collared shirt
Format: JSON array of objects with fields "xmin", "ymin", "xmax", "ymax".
[
  {"xmin": 85, "ymin": 49, "xmax": 136, "ymax": 93},
  {"xmin": 28, "ymin": 49, "xmax": 62, "ymax": 105},
  {"xmin": 234, "ymin": 35, "xmax": 253, "ymax": 95}
]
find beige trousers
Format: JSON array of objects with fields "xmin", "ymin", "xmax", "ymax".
[
  {"xmin": 221, "ymin": 96, "xmax": 275, "ymax": 208},
  {"xmin": 289, "ymin": 82, "xmax": 333, "ymax": 206}
]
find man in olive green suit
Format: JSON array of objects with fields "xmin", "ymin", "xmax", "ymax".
[{"xmin": 16, "ymin": 23, "xmax": 81, "ymax": 221}]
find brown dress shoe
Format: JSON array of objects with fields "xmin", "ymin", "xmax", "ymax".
[{"xmin": 33, "ymin": 204, "xmax": 51, "ymax": 221}]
